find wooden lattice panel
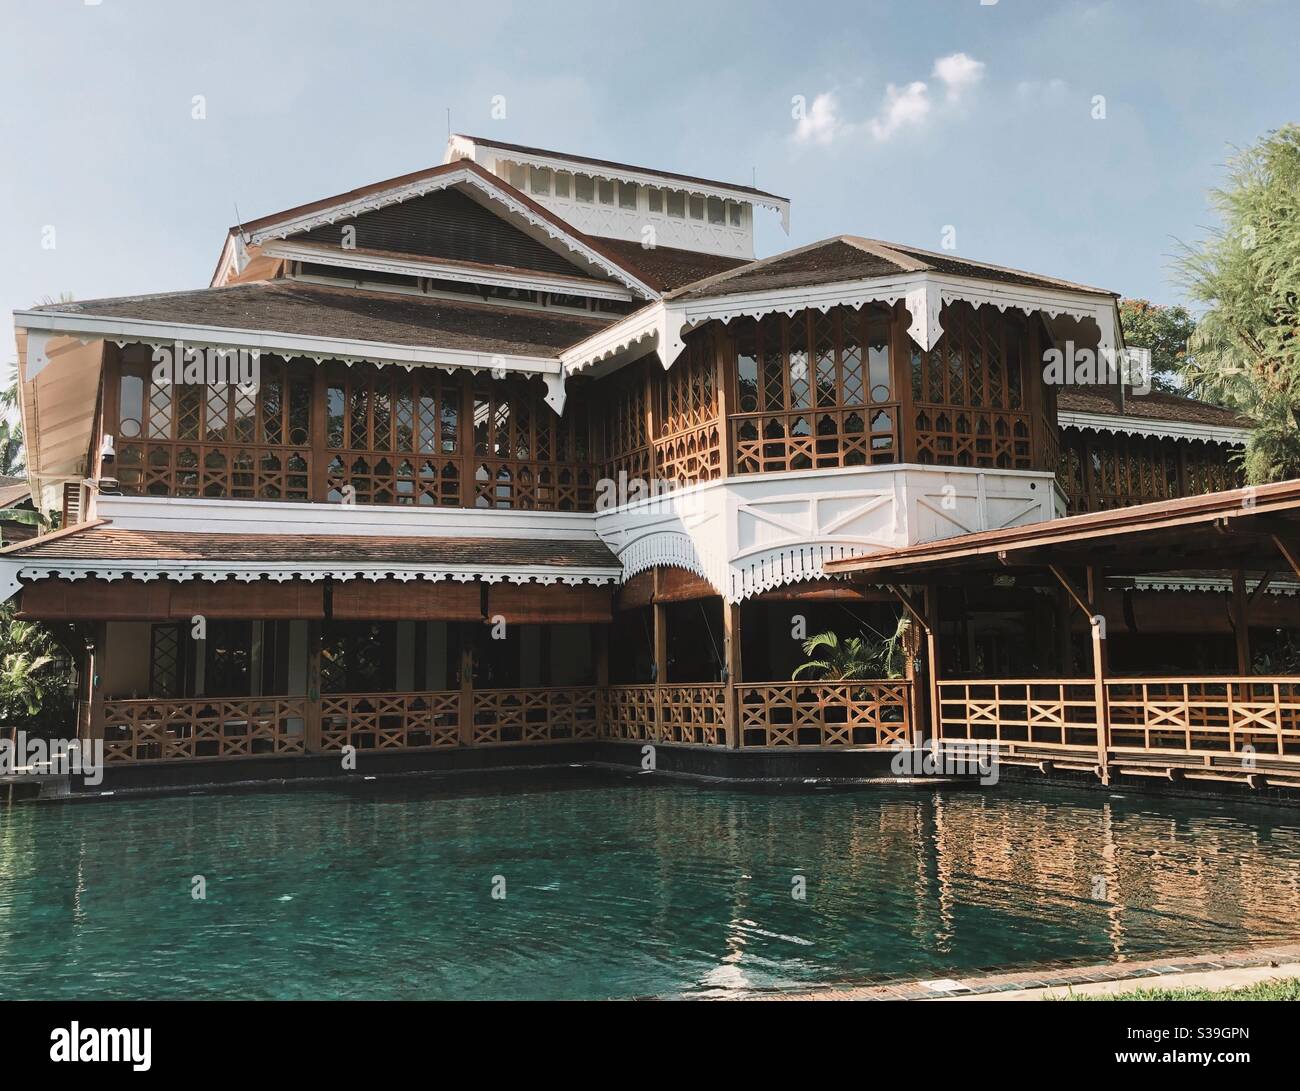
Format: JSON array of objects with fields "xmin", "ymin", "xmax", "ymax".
[
  {"xmin": 658, "ymin": 685, "xmax": 727, "ymax": 745},
  {"xmin": 600, "ymin": 685, "xmax": 659, "ymax": 741},
  {"xmin": 730, "ymin": 304, "xmax": 897, "ymax": 475},
  {"xmin": 102, "ymin": 698, "xmax": 308, "ymax": 762},
  {"xmin": 471, "ymin": 687, "xmax": 600, "ymax": 745},
  {"xmin": 319, "ymin": 691, "xmax": 460, "ymax": 751},
  {"xmin": 738, "ymin": 681, "xmax": 910, "ymax": 747}
]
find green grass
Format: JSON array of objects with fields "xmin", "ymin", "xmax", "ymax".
[{"xmin": 1058, "ymin": 976, "xmax": 1300, "ymax": 1001}]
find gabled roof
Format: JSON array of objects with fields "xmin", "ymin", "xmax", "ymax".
[
  {"xmin": 450, "ymin": 133, "xmax": 789, "ymax": 202},
  {"xmin": 24, "ymin": 280, "xmax": 613, "ymax": 359},
  {"xmin": 215, "ymin": 158, "xmax": 662, "ymax": 298},
  {"xmin": 667, "ymin": 236, "xmax": 1116, "ymax": 301}
]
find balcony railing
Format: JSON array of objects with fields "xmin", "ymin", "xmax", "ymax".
[
  {"xmin": 103, "ymin": 697, "xmax": 308, "ymax": 762},
  {"xmin": 936, "ymin": 676, "xmax": 1300, "ymax": 783},
  {"xmin": 102, "ymin": 681, "xmax": 914, "ymax": 762}
]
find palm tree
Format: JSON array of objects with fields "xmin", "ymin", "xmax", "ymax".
[
  {"xmin": 793, "ymin": 616, "xmax": 910, "ymax": 680},
  {"xmin": 0, "ymin": 613, "xmax": 58, "ymax": 719}
]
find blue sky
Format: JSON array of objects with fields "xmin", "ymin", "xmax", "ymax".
[{"xmin": 2, "ymin": 0, "xmax": 1295, "ymax": 382}]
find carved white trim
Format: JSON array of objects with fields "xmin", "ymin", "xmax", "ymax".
[
  {"xmin": 1130, "ymin": 575, "xmax": 1300, "ymax": 596},
  {"xmin": 14, "ymin": 310, "xmax": 563, "ymax": 384},
  {"xmin": 577, "ymin": 272, "xmax": 1123, "ymax": 381},
  {"xmin": 1059, "ymin": 411, "xmax": 1248, "ymax": 446}
]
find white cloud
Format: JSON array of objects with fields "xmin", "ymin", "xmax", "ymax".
[
  {"xmin": 793, "ymin": 92, "xmax": 842, "ymax": 145},
  {"xmin": 791, "ymin": 53, "xmax": 985, "ymax": 146},
  {"xmin": 932, "ymin": 52, "xmax": 986, "ymax": 102},
  {"xmin": 867, "ymin": 81, "xmax": 931, "ymax": 141}
]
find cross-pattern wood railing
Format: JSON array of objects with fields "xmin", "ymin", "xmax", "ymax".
[
  {"xmin": 1106, "ymin": 679, "xmax": 1300, "ymax": 763},
  {"xmin": 600, "ymin": 684, "xmax": 728, "ymax": 745},
  {"xmin": 102, "ymin": 697, "xmax": 308, "ymax": 762},
  {"xmin": 936, "ymin": 677, "xmax": 1300, "ymax": 783},
  {"xmin": 471, "ymin": 687, "xmax": 600, "ymax": 745},
  {"xmin": 739, "ymin": 681, "xmax": 910, "ymax": 747},
  {"xmin": 320, "ymin": 691, "xmax": 460, "ymax": 751},
  {"xmin": 936, "ymin": 679, "xmax": 1102, "ymax": 756}
]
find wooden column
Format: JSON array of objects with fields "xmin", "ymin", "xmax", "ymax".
[
  {"xmin": 901, "ymin": 605, "xmax": 925, "ymax": 749},
  {"xmin": 722, "ymin": 598, "xmax": 742, "ymax": 749},
  {"xmin": 1085, "ymin": 565, "xmax": 1111, "ymax": 785},
  {"xmin": 594, "ymin": 623, "xmax": 610, "ymax": 738},
  {"xmin": 1232, "ymin": 568, "xmax": 1251, "ymax": 676},
  {"xmin": 309, "ymin": 366, "xmax": 329, "ymax": 502},
  {"xmin": 84, "ymin": 622, "xmax": 107, "ymax": 743},
  {"xmin": 923, "ymin": 584, "xmax": 941, "ymax": 745},
  {"xmin": 652, "ymin": 568, "xmax": 668, "ymax": 737},
  {"xmin": 459, "ymin": 622, "xmax": 475, "ymax": 747},
  {"xmin": 304, "ymin": 619, "xmax": 323, "ymax": 752},
  {"xmin": 714, "ymin": 326, "xmax": 735, "ymax": 477}
]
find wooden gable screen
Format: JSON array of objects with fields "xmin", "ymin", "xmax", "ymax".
[{"xmin": 1059, "ymin": 430, "xmax": 1243, "ymax": 514}]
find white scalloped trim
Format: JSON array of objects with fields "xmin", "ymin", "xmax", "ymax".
[{"xmin": 17, "ymin": 566, "xmax": 619, "ymax": 588}]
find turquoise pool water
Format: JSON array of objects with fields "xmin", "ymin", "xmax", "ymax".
[{"xmin": 2, "ymin": 770, "xmax": 1298, "ymax": 999}]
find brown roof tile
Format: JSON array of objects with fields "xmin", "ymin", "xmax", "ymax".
[
  {"xmin": 585, "ymin": 237, "xmax": 751, "ymax": 292},
  {"xmin": 32, "ymin": 280, "xmax": 613, "ymax": 357},
  {"xmin": 669, "ymin": 236, "xmax": 1116, "ymax": 301},
  {"xmin": 1058, "ymin": 387, "xmax": 1248, "ymax": 430},
  {"xmin": 8, "ymin": 527, "xmax": 620, "ymax": 569}
]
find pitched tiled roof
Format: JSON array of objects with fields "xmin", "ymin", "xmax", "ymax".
[
  {"xmin": 6, "ymin": 527, "xmax": 620, "ymax": 569},
  {"xmin": 586, "ymin": 237, "xmax": 751, "ymax": 292},
  {"xmin": 1058, "ymin": 387, "xmax": 1249, "ymax": 430},
  {"xmin": 30, "ymin": 281, "xmax": 613, "ymax": 357},
  {"xmin": 668, "ymin": 236, "xmax": 1116, "ymax": 301},
  {"xmin": 453, "ymin": 134, "xmax": 789, "ymax": 201},
  {"xmin": 0, "ymin": 476, "xmax": 30, "ymax": 509}
]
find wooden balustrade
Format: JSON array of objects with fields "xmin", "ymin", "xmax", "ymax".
[
  {"xmin": 471, "ymin": 687, "xmax": 600, "ymax": 745},
  {"xmin": 320, "ymin": 691, "xmax": 460, "ymax": 751},
  {"xmin": 101, "ymin": 681, "xmax": 922, "ymax": 762},
  {"xmin": 936, "ymin": 679, "xmax": 1101, "ymax": 757},
  {"xmin": 1106, "ymin": 678, "xmax": 1300, "ymax": 762},
  {"xmin": 739, "ymin": 681, "xmax": 910, "ymax": 747},
  {"xmin": 102, "ymin": 697, "xmax": 308, "ymax": 762}
]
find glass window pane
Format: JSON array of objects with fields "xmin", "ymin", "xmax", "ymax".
[
  {"xmin": 707, "ymin": 196, "xmax": 725, "ymax": 224},
  {"xmin": 666, "ymin": 191, "xmax": 685, "ymax": 217},
  {"xmin": 648, "ymin": 189, "xmax": 663, "ymax": 212},
  {"xmin": 619, "ymin": 182, "xmax": 638, "ymax": 209},
  {"xmin": 554, "ymin": 172, "xmax": 570, "ymax": 197},
  {"xmin": 530, "ymin": 167, "xmax": 551, "ymax": 195},
  {"xmin": 598, "ymin": 179, "xmax": 615, "ymax": 204},
  {"xmin": 119, "ymin": 373, "xmax": 144, "ymax": 437},
  {"xmin": 689, "ymin": 195, "xmax": 705, "ymax": 220},
  {"xmin": 729, "ymin": 202, "xmax": 742, "ymax": 227},
  {"xmin": 507, "ymin": 162, "xmax": 526, "ymax": 189},
  {"xmin": 575, "ymin": 174, "xmax": 595, "ymax": 202}
]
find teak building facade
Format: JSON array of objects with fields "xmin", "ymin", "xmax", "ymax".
[{"xmin": 9, "ymin": 134, "xmax": 1284, "ymax": 792}]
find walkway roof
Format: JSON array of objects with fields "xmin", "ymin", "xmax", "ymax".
[{"xmin": 822, "ymin": 480, "xmax": 1300, "ymax": 582}]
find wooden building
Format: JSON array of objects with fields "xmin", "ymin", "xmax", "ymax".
[{"xmin": 5, "ymin": 135, "xmax": 1288, "ymax": 789}]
